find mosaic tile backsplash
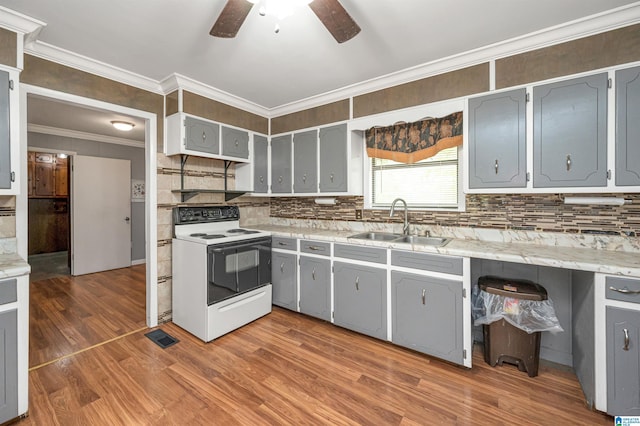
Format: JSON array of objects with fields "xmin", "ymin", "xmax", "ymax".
[{"xmin": 268, "ymin": 193, "xmax": 640, "ymax": 237}]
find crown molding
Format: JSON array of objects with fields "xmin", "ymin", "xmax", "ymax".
[
  {"xmin": 268, "ymin": 2, "xmax": 640, "ymax": 117},
  {"xmin": 159, "ymin": 73, "xmax": 270, "ymax": 118},
  {"xmin": 24, "ymin": 41, "xmax": 164, "ymax": 95},
  {"xmin": 0, "ymin": 6, "xmax": 45, "ymax": 34},
  {"xmin": 28, "ymin": 123, "xmax": 145, "ymax": 148}
]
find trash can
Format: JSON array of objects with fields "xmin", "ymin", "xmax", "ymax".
[{"xmin": 478, "ymin": 276, "xmax": 548, "ymax": 377}]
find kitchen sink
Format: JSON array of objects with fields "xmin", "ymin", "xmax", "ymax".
[
  {"xmin": 348, "ymin": 232, "xmax": 403, "ymax": 241},
  {"xmin": 391, "ymin": 235, "xmax": 451, "ymax": 246},
  {"xmin": 348, "ymin": 232, "xmax": 451, "ymax": 247}
]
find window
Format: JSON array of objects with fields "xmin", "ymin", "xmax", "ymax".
[{"xmin": 367, "ymin": 146, "xmax": 463, "ymax": 210}]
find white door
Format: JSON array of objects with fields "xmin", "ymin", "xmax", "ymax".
[{"xmin": 72, "ymin": 155, "xmax": 131, "ymax": 275}]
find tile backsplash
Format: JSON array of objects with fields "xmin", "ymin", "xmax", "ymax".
[{"xmin": 269, "ymin": 193, "xmax": 640, "ymax": 237}]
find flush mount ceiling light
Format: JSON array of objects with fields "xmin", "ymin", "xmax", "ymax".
[{"xmin": 111, "ymin": 121, "xmax": 135, "ymax": 131}]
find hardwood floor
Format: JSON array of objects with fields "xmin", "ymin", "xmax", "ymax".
[
  {"xmin": 19, "ymin": 306, "xmax": 611, "ymax": 425},
  {"xmin": 29, "ymin": 264, "xmax": 146, "ymax": 368}
]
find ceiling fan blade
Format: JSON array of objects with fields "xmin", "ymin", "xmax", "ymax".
[
  {"xmin": 309, "ymin": 0, "xmax": 361, "ymax": 43},
  {"xmin": 210, "ymin": 0, "xmax": 254, "ymax": 38}
]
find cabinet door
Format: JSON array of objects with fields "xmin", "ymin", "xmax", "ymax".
[
  {"xmin": 607, "ymin": 306, "xmax": 640, "ymax": 415},
  {"xmin": 184, "ymin": 116, "xmax": 219, "ymax": 154},
  {"xmin": 34, "ymin": 158, "xmax": 54, "ymax": 197},
  {"xmin": 319, "ymin": 124, "xmax": 348, "ymax": 192},
  {"xmin": 221, "ymin": 126, "xmax": 249, "ymax": 159},
  {"xmin": 468, "ymin": 89, "xmax": 527, "ymax": 188},
  {"xmin": 271, "ymin": 135, "xmax": 292, "ymax": 193},
  {"xmin": 616, "ymin": 66, "xmax": 640, "ymax": 186},
  {"xmin": 391, "ymin": 271, "xmax": 463, "ymax": 365},
  {"xmin": 253, "ymin": 135, "xmax": 269, "ymax": 193},
  {"xmin": 0, "ymin": 309, "xmax": 17, "ymax": 423},
  {"xmin": 0, "ymin": 71, "xmax": 9, "ymax": 190},
  {"xmin": 293, "ymin": 129, "xmax": 318, "ymax": 193},
  {"xmin": 533, "ymin": 73, "xmax": 608, "ymax": 188},
  {"xmin": 272, "ymin": 251, "xmax": 297, "ymax": 310},
  {"xmin": 54, "ymin": 157, "xmax": 68, "ymax": 197},
  {"xmin": 27, "ymin": 152, "xmax": 34, "ymax": 196},
  {"xmin": 299, "ymin": 256, "xmax": 331, "ymax": 321},
  {"xmin": 334, "ymin": 262, "xmax": 387, "ymax": 340}
]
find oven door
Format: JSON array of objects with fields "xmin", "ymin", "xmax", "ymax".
[{"xmin": 207, "ymin": 237, "xmax": 271, "ymax": 305}]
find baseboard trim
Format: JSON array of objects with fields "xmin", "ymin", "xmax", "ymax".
[{"xmin": 131, "ymin": 259, "xmax": 146, "ymax": 266}]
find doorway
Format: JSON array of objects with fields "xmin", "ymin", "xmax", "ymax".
[{"xmin": 18, "ymin": 85, "xmax": 159, "ymax": 328}]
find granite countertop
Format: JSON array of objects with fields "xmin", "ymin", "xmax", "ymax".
[
  {"xmin": 0, "ymin": 253, "xmax": 31, "ymax": 279},
  {"xmin": 254, "ymin": 224, "xmax": 640, "ymax": 277}
]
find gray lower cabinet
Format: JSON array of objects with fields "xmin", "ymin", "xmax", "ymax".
[
  {"xmin": 293, "ymin": 129, "xmax": 318, "ymax": 193},
  {"xmin": 271, "ymin": 134, "xmax": 292, "ymax": 193},
  {"xmin": 0, "ymin": 70, "xmax": 11, "ymax": 190},
  {"xmin": 607, "ymin": 306, "xmax": 640, "ymax": 415},
  {"xmin": 221, "ymin": 126, "xmax": 249, "ymax": 159},
  {"xmin": 616, "ymin": 66, "xmax": 640, "ymax": 186},
  {"xmin": 253, "ymin": 135, "xmax": 269, "ymax": 193},
  {"xmin": 468, "ymin": 88, "xmax": 527, "ymax": 189},
  {"xmin": 533, "ymin": 73, "xmax": 608, "ymax": 188},
  {"xmin": 184, "ymin": 116, "xmax": 219, "ymax": 154},
  {"xmin": 0, "ymin": 309, "xmax": 18, "ymax": 423},
  {"xmin": 391, "ymin": 271, "xmax": 463, "ymax": 365},
  {"xmin": 333, "ymin": 261, "xmax": 387, "ymax": 340},
  {"xmin": 299, "ymin": 256, "xmax": 331, "ymax": 321},
  {"xmin": 319, "ymin": 124, "xmax": 348, "ymax": 192},
  {"xmin": 271, "ymin": 251, "xmax": 297, "ymax": 310}
]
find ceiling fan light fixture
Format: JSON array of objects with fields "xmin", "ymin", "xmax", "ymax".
[
  {"xmin": 248, "ymin": 0, "xmax": 312, "ymax": 21},
  {"xmin": 111, "ymin": 121, "xmax": 135, "ymax": 131}
]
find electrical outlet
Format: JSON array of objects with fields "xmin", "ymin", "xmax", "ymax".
[{"xmin": 355, "ymin": 209, "xmax": 363, "ymax": 220}]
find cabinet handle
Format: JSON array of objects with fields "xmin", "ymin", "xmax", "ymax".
[
  {"xmin": 259, "ymin": 176, "xmax": 264, "ymax": 183},
  {"xmin": 623, "ymin": 328, "xmax": 630, "ymax": 351},
  {"xmin": 330, "ymin": 173, "xmax": 334, "ymax": 182},
  {"xmin": 494, "ymin": 159, "xmax": 499, "ymax": 174},
  {"xmin": 566, "ymin": 155, "xmax": 572, "ymax": 171},
  {"xmin": 202, "ymin": 131, "xmax": 206, "ymax": 141},
  {"xmin": 421, "ymin": 289, "xmax": 426, "ymax": 305},
  {"xmin": 278, "ymin": 176, "xmax": 283, "ymax": 183},
  {"xmin": 278, "ymin": 241, "xmax": 287, "ymax": 246},
  {"xmin": 307, "ymin": 246, "xmax": 322, "ymax": 251},
  {"xmin": 302, "ymin": 173, "xmax": 307, "ymax": 183},
  {"xmin": 235, "ymin": 139, "xmax": 239, "ymax": 146},
  {"xmin": 280, "ymin": 262, "xmax": 285, "ymax": 273},
  {"xmin": 355, "ymin": 276, "xmax": 359, "ymax": 291},
  {"xmin": 312, "ymin": 268, "xmax": 316, "ymax": 281},
  {"xmin": 609, "ymin": 286, "xmax": 640, "ymax": 295}
]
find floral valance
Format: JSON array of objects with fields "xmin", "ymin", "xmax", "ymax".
[{"xmin": 365, "ymin": 111, "xmax": 463, "ymax": 164}]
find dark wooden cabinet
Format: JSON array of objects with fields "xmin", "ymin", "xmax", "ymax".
[{"xmin": 28, "ymin": 152, "xmax": 68, "ymax": 198}]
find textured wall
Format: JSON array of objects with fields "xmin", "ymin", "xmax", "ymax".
[{"xmin": 269, "ymin": 193, "xmax": 640, "ymax": 236}]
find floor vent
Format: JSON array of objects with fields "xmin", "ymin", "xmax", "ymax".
[{"xmin": 145, "ymin": 329, "xmax": 179, "ymax": 349}]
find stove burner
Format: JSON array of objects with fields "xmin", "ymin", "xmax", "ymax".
[
  {"xmin": 227, "ymin": 228, "xmax": 247, "ymax": 233},
  {"xmin": 202, "ymin": 234, "xmax": 226, "ymax": 239},
  {"xmin": 243, "ymin": 230, "xmax": 260, "ymax": 234},
  {"xmin": 190, "ymin": 233, "xmax": 207, "ymax": 237}
]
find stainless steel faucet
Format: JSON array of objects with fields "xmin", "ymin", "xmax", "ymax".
[{"xmin": 390, "ymin": 198, "xmax": 409, "ymax": 235}]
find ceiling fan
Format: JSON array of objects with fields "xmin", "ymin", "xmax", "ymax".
[{"xmin": 210, "ymin": 0, "xmax": 361, "ymax": 43}]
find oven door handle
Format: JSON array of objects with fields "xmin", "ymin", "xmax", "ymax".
[{"xmin": 207, "ymin": 237, "xmax": 271, "ymax": 253}]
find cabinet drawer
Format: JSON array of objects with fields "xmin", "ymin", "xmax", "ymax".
[
  {"xmin": 300, "ymin": 240, "xmax": 330, "ymax": 256},
  {"xmin": 606, "ymin": 276, "xmax": 640, "ymax": 305},
  {"xmin": 334, "ymin": 243, "xmax": 387, "ymax": 264},
  {"xmin": 391, "ymin": 250, "xmax": 463, "ymax": 275},
  {"xmin": 272, "ymin": 236, "xmax": 297, "ymax": 251},
  {"xmin": 0, "ymin": 279, "xmax": 16, "ymax": 305}
]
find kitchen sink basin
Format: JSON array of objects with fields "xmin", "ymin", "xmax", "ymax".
[
  {"xmin": 391, "ymin": 235, "xmax": 451, "ymax": 246},
  {"xmin": 348, "ymin": 232, "xmax": 403, "ymax": 241}
]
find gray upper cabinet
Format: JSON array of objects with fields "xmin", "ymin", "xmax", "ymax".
[
  {"xmin": 184, "ymin": 116, "xmax": 219, "ymax": 155},
  {"xmin": 299, "ymin": 256, "xmax": 331, "ymax": 321},
  {"xmin": 334, "ymin": 262, "xmax": 387, "ymax": 340},
  {"xmin": 606, "ymin": 306, "xmax": 640, "ymax": 415},
  {"xmin": 293, "ymin": 129, "xmax": 318, "ymax": 193},
  {"xmin": 221, "ymin": 126, "xmax": 249, "ymax": 159},
  {"xmin": 0, "ymin": 309, "xmax": 17, "ymax": 423},
  {"xmin": 271, "ymin": 251, "xmax": 297, "ymax": 311},
  {"xmin": 253, "ymin": 135, "xmax": 269, "ymax": 193},
  {"xmin": 271, "ymin": 134, "xmax": 292, "ymax": 193},
  {"xmin": 391, "ymin": 271, "xmax": 463, "ymax": 365},
  {"xmin": 319, "ymin": 124, "xmax": 348, "ymax": 192},
  {"xmin": 616, "ymin": 66, "xmax": 640, "ymax": 186},
  {"xmin": 533, "ymin": 73, "xmax": 608, "ymax": 188},
  {"xmin": 0, "ymin": 70, "xmax": 11, "ymax": 190},
  {"xmin": 468, "ymin": 88, "xmax": 527, "ymax": 189}
]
